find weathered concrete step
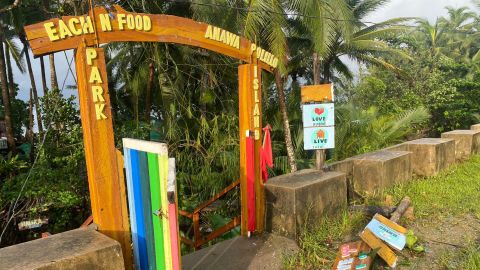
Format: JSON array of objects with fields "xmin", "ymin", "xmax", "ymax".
[
  {"xmin": 265, "ymin": 170, "xmax": 347, "ymax": 238},
  {"xmin": 441, "ymin": 130, "xmax": 480, "ymax": 161},
  {"xmin": 350, "ymin": 150, "xmax": 412, "ymax": 194},
  {"xmin": 0, "ymin": 229, "xmax": 124, "ymax": 270},
  {"xmin": 181, "ymin": 234, "xmax": 298, "ymax": 270}
]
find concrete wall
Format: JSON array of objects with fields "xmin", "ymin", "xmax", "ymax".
[
  {"xmin": 0, "ymin": 229, "xmax": 125, "ymax": 270},
  {"xmin": 266, "ymin": 125, "xmax": 480, "ymax": 239}
]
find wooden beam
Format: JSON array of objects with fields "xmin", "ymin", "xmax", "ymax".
[
  {"xmin": 360, "ymin": 228, "xmax": 398, "ymax": 268},
  {"xmin": 194, "ymin": 180, "xmax": 240, "ymax": 214},
  {"xmin": 75, "ymin": 42, "xmax": 132, "ymax": 269},
  {"xmin": 197, "ymin": 216, "xmax": 241, "ymax": 248}
]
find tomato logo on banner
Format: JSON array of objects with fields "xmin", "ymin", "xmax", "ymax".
[
  {"xmin": 304, "ymin": 126, "xmax": 335, "ymax": 150},
  {"xmin": 311, "ymin": 128, "xmax": 328, "ymax": 147}
]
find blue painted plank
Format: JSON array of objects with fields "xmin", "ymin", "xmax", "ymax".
[
  {"xmin": 123, "ymin": 148, "xmax": 141, "ymax": 269},
  {"xmin": 131, "ymin": 150, "xmax": 149, "ymax": 270}
]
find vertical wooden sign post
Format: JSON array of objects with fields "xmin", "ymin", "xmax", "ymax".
[
  {"xmin": 238, "ymin": 64, "xmax": 265, "ymax": 236},
  {"xmin": 75, "ymin": 42, "xmax": 132, "ymax": 268}
]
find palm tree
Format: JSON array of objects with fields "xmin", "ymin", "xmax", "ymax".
[
  {"xmin": 415, "ymin": 19, "xmax": 446, "ymax": 57},
  {"xmin": 0, "ymin": 28, "xmax": 15, "ymax": 150},
  {"xmin": 237, "ymin": 0, "xmax": 352, "ymax": 172},
  {"xmin": 22, "ymin": 37, "xmax": 44, "ymax": 133},
  {"xmin": 287, "ymin": 0, "xmax": 353, "ymax": 171},
  {"xmin": 49, "ymin": 54, "xmax": 58, "ymax": 90},
  {"xmin": 321, "ymin": 0, "xmax": 413, "ymax": 83},
  {"xmin": 40, "ymin": 57, "xmax": 48, "ymax": 95},
  {"xmin": 9, "ymin": 3, "xmax": 45, "ymax": 133}
]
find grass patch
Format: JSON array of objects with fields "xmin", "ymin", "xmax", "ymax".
[
  {"xmin": 438, "ymin": 242, "xmax": 480, "ymax": 270},
  {"xmin": 284, "ymin": 155, "xmax": 480, "ymax": 269},
  {"xmin": 283, "ymin": 210, "xmax": 367, "ymax": 269},
  {"xmin": 374, "ymin": 155, "xmax": 480, "ymax": 220}
]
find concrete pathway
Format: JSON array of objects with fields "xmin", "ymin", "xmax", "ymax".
[{"xmin": 182, "ymin": 234, "xmax": 299, "ymax": 270}]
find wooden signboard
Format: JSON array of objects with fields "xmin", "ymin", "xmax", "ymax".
[
  {"xmin": 75, "ymin": 43, "xmax": 132, "ymax": 267},
  {"xmin": 24, "ymin": 5, "xmax": 277, "ymax": 71},
  {"xmin": 301, "ymin": 84, "xmax": 334, "ymax": 103}
]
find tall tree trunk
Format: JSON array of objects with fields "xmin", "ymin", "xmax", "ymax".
[
  {"xmin": 22, "ymin": 40, "xmax": 44, "ymax": 133},
  {"xmin": 322, "ymin": 58, "xmax": 332, "ymax": 84},
  {"xmin": 40, "ymin": 56, "xmax": 48, "ymax": 95},
  {"xmin": 49, "ymin": 54, "xmax": 58, "ymax": 90},
  {"xmin": 275, "ymin": 70, "xmax": 297, "ymax": 173},
  {"xmin": 28, "ymin": 88, "xmax": 34, "ymax": 161},
  {"xmin": 5, "ymin": 45, "xmax": 15, "ymax": 98},
  {"xmin": 144, "ymin": 62, "xmax": 154, "ymax": 122},
  {"xmin": 313, "ymin": 53, "xmax": 326, "ymax": 171},
  {"xmin": 0, "ymin": 31, "xmax": 16, "ymax": 152}
]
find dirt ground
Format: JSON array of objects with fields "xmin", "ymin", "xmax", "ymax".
[{"xmin": 397, "ymin": 214, "xmax": 480, "ymax": 269}]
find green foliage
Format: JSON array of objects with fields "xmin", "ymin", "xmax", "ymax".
[
  {"xmin": 333, "ymin": 104, "xmax": 430, "ymax": 160},
  {"xmin": 0, "ymin": 89, "xmax": 87, "ymax": 246}
]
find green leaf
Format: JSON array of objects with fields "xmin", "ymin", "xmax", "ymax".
[
  {"xmin": 412, "ymin": 245, "xmax": 426, "ymax": 253},
  {"xmin": 406, "ymin": 230, "xmax": 418, "ymax": 249}
]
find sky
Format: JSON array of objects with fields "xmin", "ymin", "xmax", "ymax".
[{"xmin": 10, "ymin": 0, "xmax": 478, "ymax": 104}]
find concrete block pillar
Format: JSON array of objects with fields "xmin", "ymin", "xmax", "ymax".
[
  {"xmin": 441, "ymin": 130, "xmax": 480, "ymax": 161},
  {"xmin": 350, "ymin": 151, "xmax": 412, "ymax": 194},
  {"xmin": 401, "ymin": 138, "xmax": 455, "ymax": 176},
  {"xmin": 471, "ymin": 124, "xmax": 480, "ymax": 131},
  {"xmin": 265, "ymin": 170, "xmax": 347, "ymax": 239},
  {"xmin": 0, "ymin": 229, "xmax": 125, "ymax": 270}
]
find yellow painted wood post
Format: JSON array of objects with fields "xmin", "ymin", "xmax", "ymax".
[
  {"xmin": 252, "ymin": 65, "xmax": 265, "ymax": 233},
  {"xmin": 75, "ymin": 42, "xmax": 132, "ymax": 269},
  {"xmin": 238, "ymin": 64, "xmax": 265, "ymax": 235}
]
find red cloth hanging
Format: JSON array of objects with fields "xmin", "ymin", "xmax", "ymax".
[
  {"xmin": 246, "ymin": 135, "xmax": 256, "ymax": 233},
  {"xmin": 261, "ymin": 125, "xmax": 274, "ymax": 182}
]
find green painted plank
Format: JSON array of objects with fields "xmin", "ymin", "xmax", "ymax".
[
  {"xmin": 138, "ymin": 152, "xmax": 156, "ymax": 270},
  {"xmin": 159, "ymin": 154, "xmax": 172, "ymax": 269},
  {"xmin": 147, "ymin": 153, "xmax": 166, "ymax": 270}
]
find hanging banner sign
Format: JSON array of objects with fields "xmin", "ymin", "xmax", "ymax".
[
  {"xmin": 302, "ymin": 103, "xmax": 335, "ymax": 127},
  {"xmin": 304, "ymin": 126, "xmax": 335, "ymax": 150}
]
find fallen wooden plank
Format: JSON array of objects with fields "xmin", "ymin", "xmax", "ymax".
[{"xmin": 360, "ymin": 228, "xmax": 398, "ymax": 268}]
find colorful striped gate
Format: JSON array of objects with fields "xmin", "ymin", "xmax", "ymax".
[{"xmin": 123, "ymin": 139, "xmax": 181, "ymax": 270}]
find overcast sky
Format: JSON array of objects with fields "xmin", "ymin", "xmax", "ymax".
[{"xmin": 11, "ymin": 0, "xmax": 478, "ymax": 103}]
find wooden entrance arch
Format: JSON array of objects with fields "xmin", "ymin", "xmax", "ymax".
[{"xmin": 25, "ymin": 5, "xmax": 278, "ymax": 268}]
